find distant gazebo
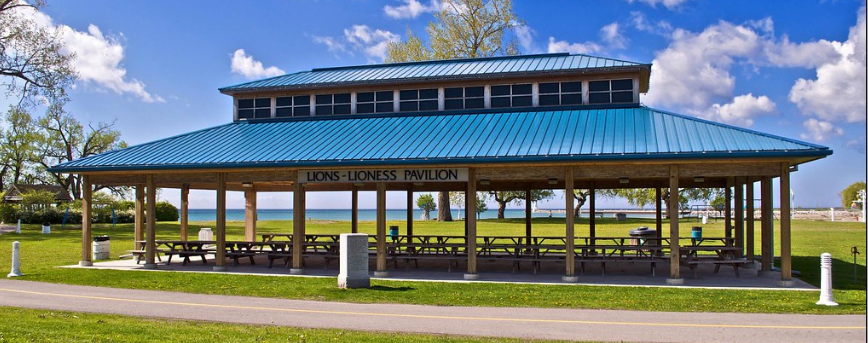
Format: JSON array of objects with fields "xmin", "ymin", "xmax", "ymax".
[{"xmin": 2, "ymin": 184, "xmax": 72, "ymax": 205}]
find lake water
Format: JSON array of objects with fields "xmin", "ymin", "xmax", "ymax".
[{"xmin": 185, "ymin": 208, "xmax": 655, "ymax": 222}]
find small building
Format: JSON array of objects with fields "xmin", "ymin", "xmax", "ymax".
[
  {"xmin": 49, "ymin": 53, "xmax": 830, "ymax": 285},
  {"xmin": 2, "ymin": 184, "xmax": 72, "ymax": 204}
]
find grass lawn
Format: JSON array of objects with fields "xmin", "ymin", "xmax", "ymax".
[
  {"xmin": 0, "ymin": 306, "xmax": 572, "ymax": 343},
  {"xmin": 0, "ymin": 217, "xmax": 865, "ymax": 315}
]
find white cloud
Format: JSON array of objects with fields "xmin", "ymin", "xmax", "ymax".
[
  {"xmin": 789, "ymin": 8, "xmax": 866, "ymax": 124},
  {"xmin": 12, "ymin": 6, "xmax": 163, "ymax": 102},
  {"xmin": 230, "ymin": 49, "xmax": 285, "ymax": 79},
  {"xmin": 515, "ymin": 25, "xmax": 538, "ymax": 53},
  {"xmin": 312, "ymin": 36, "xmax": 347, "ymax": 54},
  {"xmin": 628, "ymin": 0, "xmax": 692, "ymax": 10},
  {"xmin": 630, "ymin": 11, "xmax": 673, "ymax": 36},
  {"xmin": 343, "ymin": 25, "xmax": 401, "ymax": 61},
  {"xmin": 800, "ymin": 118, "xmax": 844, "ymax": 142},
  {"xmin": 600, "ymin": 22, "xmax": 628, "ymax": 49},
  {"xmin": 845, "ymin": 136, "xmax": 866, "ymax": 153},
  {"xmin": 693, "ymin": 93, "xmax": 775, "ymax": 127},
  {"xmin": 384, "ymin": 0, "xmax": 441, "ymax": 19},
  {"xmin": 547, "ymin": 37, "xmax": 602, "ymax": 54}
]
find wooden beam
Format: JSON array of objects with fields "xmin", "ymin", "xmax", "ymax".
[
  {"xmin": 746, "ymin": 180, "xmax": 755, "ymax": 262},
  {"xmin": 734, "ymin": 177, "xmax": 745, "ymax": 253},
  {"xmin": 565, "ymin": 167, "xmax": 576, "ymax": 279},
  {"xmin": 244, "ymin": 187, "xmax": 256, "ymax": 242},
  {"xmin": 655, "ymin": 186, "xmax": 662, "ymax": 239},
  {"xmin": 760, "ymin": 176, "xmax": 773, "ymax": 272},
  {"xmin": 466, "ymin": 168, "xmax": 478, "ymax": 277},
  {"xmin": 589, "ymin": 183, "xmax": 596, "ymax": 239},
  {"xmin": 80, "ymin": 175, "xmax": 93, "ymax": 266},
  {"xmin": 352, "ymin": 186, "xmax": 359, "ymax": 234},
  {"xmin": 525, "ymin": 187, "xmax": 532, "ymax": 243},
  {"xmin": 779, "ymin": 163, "xmax": 792, "ymax": 281},
  {"xmin": 292, "ymin": 182, "xmax": 305, "ymax": 272},
  {"xmin": 215, "ymin": 173, "xmax": 227, "ymax": 270},
  {"xmin": 406, "ymin": 185, "xmax": 413, "ymax": 239},
  {"xmin": 669, "ymin": 165, "xmax": 681, "ymax": 280},
  {"xmin": 725, "ymin": 179, "xmax": 733, "ymax": 238},
  {"xmin": 180, "ymin": 184, "xmax": 189, "ymax": 241},
  {"xmin": 135, "ymin": 184, "xmax": 144, "ymax": 249},
  {"xmin": 376, "ymin": 182, "xmax": 387, "ymax": 275},
  {"xmin": 145, "ymin": 175, "xmax": 157, "ymax": 268}
]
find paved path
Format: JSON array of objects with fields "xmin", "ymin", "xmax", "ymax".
[{"xmin": 0, "ymin": 279, "xmax": 864, "ymax": 343}]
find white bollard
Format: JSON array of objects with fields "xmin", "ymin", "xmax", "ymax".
[
  {"xmin": 816, "ymin": 253, "xmax": 838, "ymax": 306},
  {"xmin": 829, "ymin": 207, "xmax": 835, "ymax": 222},
  {"xmin": 701, "ymin": 215, "xmax": 708, "ymax": 225},
  {"xmin": 7, "ymin": 241, "xmax": 22, "ymax": 277},
  {"xmin": 16, "ymin": 219, "xmax": 20, "ymax": 234}
]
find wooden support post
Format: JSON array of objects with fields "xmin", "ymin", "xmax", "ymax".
[
  {"xmin": 589, "ymin": 183, "xmax": 596, "ymax": 239},
  {"xmin": 244, "ymin": 187, "xmax": 256, "ymax": 242},
  {"xmin": 668, "ymin": 165, "xmax": 682, "ymax": 283},
  {"xmin": 779, "ymin": 163, "xmax": 792, "ymax": 284},
  {"xmin": 760, "ymin": 176, "xmax": 773, "ymax": 272},
  {"xmin": 406, "ymin": 185, "xmax": 413, "ymax": 239},
  {"xmin": 525, "ymin": 187, "xmax": 532, "ymax": 244},
  {"xmin": 375, "ymin": 183, "xmax": 388, "ymax": 277},
  {"xmin": 725, "ymin": 179, "xmax": 733, "ymax": 238},
  {"xmin": 564, "ymin": 167, "xmax": 576, "ymax": 281},
  {"xmin": 144, "ymin": 175, "xmax": 157, "ymax": 269},
  {"xmin": 465, "ymin": 168, "xmax": 478, "ymax": 279},
  {"xmin": 180, "ymin": 184, "xmax": 189, "ymax": 241},
  {"xmin": 291, "ymin": 182, "xmax": 305, "ymax": 274},
  {"xmin": 734, "ymin": 178, "xmax": 745, "ymax": 253},
  {"xmin": 655, "ymin": 186, "xmax": 662, "ymax": 239},
  {"xmin": 80, "ymin": 175, "xmax": 93, "ymax": 267},
  {"xmin": 135, "ymin": 184, "xmax": 145, "ymax": 249},
  {"xmin": 214, "ymin": 173, "xmax": 227, "ymax": 271},
  {"xmin": 746, "ymin": 180, "xmax": 755, "ymax": 262},
  {"xmin": 352, "ymin": 186, "xmax": 359, "ymax": 234}
]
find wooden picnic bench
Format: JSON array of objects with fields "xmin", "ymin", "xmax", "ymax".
[
  {"xmin": 680, "ymin": 237, "xmax": 748, "ymax": 278},
  {"xmin": 157, "ymin": 240, "xmax": 215, "ymax": 265}
]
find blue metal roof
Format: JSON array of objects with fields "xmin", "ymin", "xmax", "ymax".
[
  {"xmin": 219, "ymin": 53, "xmax": 649, "ymax": 94},
  {"xmin": 50, "ymin": 106, "xmax": 830, "ymax": 172}
]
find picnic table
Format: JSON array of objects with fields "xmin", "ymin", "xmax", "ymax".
[
  {"xmin": 157, "ymin": 240, "xmax": 215, "ymax": 265},
  {"xmin": 679, "ymin": 237, "xmax": 747, "ymax": 277}
]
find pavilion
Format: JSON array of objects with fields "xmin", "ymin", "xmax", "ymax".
[{"xmin": 49, "ymin": 53, "xmax": 831, "ymax": 285}]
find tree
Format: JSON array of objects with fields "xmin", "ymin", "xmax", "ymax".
[
  {"xmin": 387, "ymin": 0, "xmax": 523, "ymax": 221},
  {"xmin": 572, "ymin": 189, "xmax": 591, "ymax": 219},
  {"xmin": 841, "ymin": 182, "xmax": 867, "ymax": 209},
  {"xmin": 602, "ymin": 188, "xmax": 722, "ymax": 212},
  {"xmin": 0, "ymin": 0, "xmax": 76, "ymax": 107},
  {"xmin": 450, "ymin": 191, "xmax": 466, "ymax": 219},
  {"xmin": 488, "ymin": 190, "xmax": 554, "ymax": 219},
  {"xmin": 416, "ymin": 193, "xmax": 436, "ymax": 220},
  {"xmin": 0, "ymin": 106, "xmax": 40, "ymax": 191},
  {"xmin": 35, "ymin": 101, "xmax": 126, "ymax": 199},
  {"xmin": 19, "ymin": 188, "xmax": 55, "ymax": 211},
  {"xmin": 475, "ymin": 192, "xmax": 488, "ymax": 219}
]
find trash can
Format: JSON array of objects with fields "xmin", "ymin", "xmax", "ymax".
[
  {"xmin": 615, "ymin": 213, "xmax": 627, "ymax": 221},
  {"xmin": 42, "ymin": 222, "xmax": 51, "ymax": 234},
  {"xmin": 629, "ymin": 227, "xmax": 656, "ymax": 245},
  {"xmin": 198, "ymin": 228, "xmax": 213, "ymax": 241},
  {"xmin": 691, "ymin": 226, "xmax": 703, "ymax": 239},
  {"xmin": 389, "ymin": 226, "xmax": 399, "ymax": 240},
  {"xmin": 92, "ymin": 235, "xmax": 110, "ymax": 260}
]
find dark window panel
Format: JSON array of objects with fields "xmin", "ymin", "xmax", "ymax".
[
  {"xmin": 419, "ymin": 100, "xmax": 438, "ymax": 111},
  {"xmin": 237, "ymin": 109, "xmax": 254, "ymax": 119},
  {"xmin": 376, "ymin": 91, "xmax": 393, "ymax": 101},
  {"xmin": 399, "ymin": 89, "xmax": 418, "ymax": 100},
  {"xmin": 293, "ymin": 107, "xmax": 310, "ymax": 116},
  {"xmin": 316, "ymin": 105, "xmax": 333, "ymax": 115},
  {"xmin": 611, "ymin": 79, "xmax": 633, "ymax": 91},
  {"xmin": 356, "ymin": 92, "xmax": 375, "ymax": 103},
  {"xmin": 399, "ymin": 102, "xmax": 418, "ymax": 112},
  {"xmin": 356, "ymin": 103, "xmax": 374, "ymax": 113},
  {"xmin": 275, "ymin": 108, "xmax": 292, "ymax": 117},
  {"xmin": 611, "ymin": 91, "xmax": 633, "ymax": 103},
  {"xmin": 539, "ymin": 94, "xmax": 560, "ymax": 106},
  {"xmin": 465, "ymin": 86, "xmax": 484, "ymax": 97},
  {"xmin": 334, "ymin": 93, "xmax": 351, "ymax": 104},
  {"xmin": 254, "ymin": 108, "xmax": 271, "ymax": 118},
  {"xmin": 444, "ymin": 87, "xmax": 463, "ymax": 98},
  {"xmin": 376, "ymin": 102, "xmax": 394, "ymax": 113},
  {"xmin": 315, "ymin": 94, "xmax": 332, "ymax": 104},
  {"xmin": 491, "ymin": 85, "xmax": 511, "ymax": 96},
  {"xmin": 589, "ymin": 80, "xmax": 610, "ymax": 92},
  {"xmin": 445, "ymin": 99, "xmax": 464, "ymax": 110},
  {"xmin": 512, "ymin": 96, "xmax": 532, "ymax": 107},
  {"xmin": 589, "ymin": 92, "xmax": 610, "ymax": 104},
  {"xmin": 294, "ymin": 95, "xmax": 310, "ymax": 105},
  {"xmin": 512, "ymin": 84, "xmax": 532, "ymax": 95},
  {"xmin": 465, "ymin": 98, "xmax": 484, "ymax": 109},
  {"xmin": 561, "ymin": 93, "xmax": 582, "ymax": 105},
  {"xmin": 539, "ymin": 83, "xmax": 559, "ymax": 94},
  {"xmin": 419, "ymin": 88, "xmax": 438, "ymax": 99},
  {"xmin": 562, "ymin": 82, "xmax": 582, "ymax": 93},
  {"xmin": 333, "ymin": 104, "xmax": 351, "ymax": 115},
  {"xmin": 254, "ymin": 98, "xmax": 271, "ymax": 108},
  {"xmin": 237, "ymin": 99, "xmax": 254, "ymax": 109},
  {"xmin": 276, "ymin": 97, "xmax": 292, "ymax": 107},
  {"xmin": 491, "ymin": 97, "xmax": 511, "ymax": 108}
]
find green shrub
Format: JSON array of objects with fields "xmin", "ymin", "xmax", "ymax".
[{"xmin": 155, "ymin": 201, "xmax": 179, "ymax": 221}]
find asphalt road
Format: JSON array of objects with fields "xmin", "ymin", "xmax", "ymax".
[{"xmin": 0, "ymin": 279, "xmax": 864, "ymax": 343}]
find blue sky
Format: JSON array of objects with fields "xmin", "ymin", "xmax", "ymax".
[{"xmin": 12, "ymin": 0, "xmax": 867, "ymax": 210}]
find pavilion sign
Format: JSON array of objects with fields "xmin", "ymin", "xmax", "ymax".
[{"xmin": 299, "ymin": 168, "xmax": 468, "ymax": 183}]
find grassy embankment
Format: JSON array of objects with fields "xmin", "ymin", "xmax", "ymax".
[{"xmin": 0, "ymin": 217, "xmax": 865, "ymax": 315}]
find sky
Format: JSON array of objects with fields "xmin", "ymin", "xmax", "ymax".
[{"xmin": 7, "ymin": 0, "xmax": 866, "ymax": 210}]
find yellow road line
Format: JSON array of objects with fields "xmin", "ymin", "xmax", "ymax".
[{"xmin": 1, "ymin": 288, "xmax": 864, "ymax": 330}]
